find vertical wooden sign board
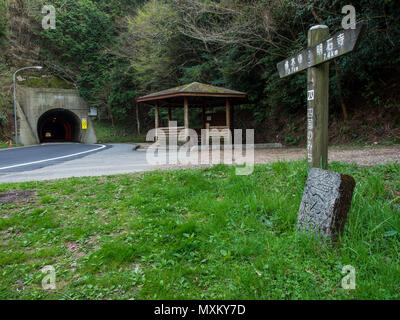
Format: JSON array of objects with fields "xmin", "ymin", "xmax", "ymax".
[
  {"xmin": 277, "ymin": 23, "xmax": 366, "ymax": 169},
  {"xmin": 307, "ymin": 26, "xmax": 329, "ymax": 169}
]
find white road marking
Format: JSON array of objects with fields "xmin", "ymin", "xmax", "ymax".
[
  {"xmin": 0, "ymin": 142, "xmax": 82, "ymax": 152},
  {"xmin": 0, "ymin": 144, "xmax": 107, "ymax": 170}
]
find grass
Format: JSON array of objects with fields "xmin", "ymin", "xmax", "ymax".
[
  {"xmin": 0, "ymin": 142, "xmax": 24, "ymax": 149},
  {"xmin": 93, "ymin": 120, "xmax": 147, "ymax": 144},
  {"xmin": 21, "ymin": 76, "xmax": 75, "ymax": 90},
  {"xmin": 0, "ymin": 160, "xmax": 399, "ymax": 299}
]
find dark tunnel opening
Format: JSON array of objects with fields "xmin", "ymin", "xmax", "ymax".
[{"xmin": 37, "ymin": 109, "xmax": 81, "ymax": 143}]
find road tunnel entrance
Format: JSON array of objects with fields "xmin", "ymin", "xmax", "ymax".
[{"xmin": 37, "ymin": 109, "xmax": 80, "ymax": 143}]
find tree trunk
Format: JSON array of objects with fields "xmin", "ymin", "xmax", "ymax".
[
  {"xmin": 334, "ymin": 59, "xmax": 349, "ymax": 122},
  {"xmin": 136, "ymin": 102, "xmax": 141, "ymax": 136},
  {"xmin": 311, "ymin": 9, "xmax": 349, "ymax": 122},
  {"xmin": 106, "ymin": 104, "xmax": 114, "ymax": 127}
]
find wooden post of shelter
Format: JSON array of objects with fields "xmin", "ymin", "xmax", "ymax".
[
  {"xmin": 168, "ymin": 106, "xmax": 172, "ymax": 126},
  {"xmin": 202, "ymin": 106, "xmax": 206, "ymax": 130},
  {"xmin": 231, "ymin": 104, "xmax": 234, "ymax": 132},
  {"xmin": 205, "ymin": 122, "xmax": 210, "ymax": 146},
  {"xmin": 155, "ymin": 101, "xmax": 159, "ymax": 141},
  {"xmin": 225, "ymin": 98, "xmax": 232, "ymax": 145},
  {"xmin": 135, "ymin": 101, "xmax": 141, "ymax": 136},
  {"xmin": 184, "ymin": 97, "xmax": 189, "ymax": 141}
]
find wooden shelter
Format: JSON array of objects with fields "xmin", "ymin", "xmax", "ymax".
[{"xmin": 136, "ymin": 82, "xmax": 247, "ymax": 144}]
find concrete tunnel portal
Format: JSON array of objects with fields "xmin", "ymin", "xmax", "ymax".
[
  {"xmin": 37, "ymin": 109, "xmax": 81, "ymax": 143},
  {"xmin": 16, "ymin": 87, "xmax": 97, "ymax": 145}
]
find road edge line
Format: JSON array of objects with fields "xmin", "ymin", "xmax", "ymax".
[{"xmin": 0, "ymin": 144, "xmax": 107, "ymax": 170}]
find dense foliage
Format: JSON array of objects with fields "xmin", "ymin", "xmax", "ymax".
[
  {"xmin": 2, "ymin": 0, "xmax": 400, "ymax": 136},
  {"xmin": 0, "ymin": 0, "xmax": 9, "ymax": 137},
  {"xmin": 0, "ymin": 0, "xmax": 7, "ymax": 44}
]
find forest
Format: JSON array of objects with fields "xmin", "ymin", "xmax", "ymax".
[{"xmin": 0, "ymin": 0, "xmax": 399, "ymax": 144}]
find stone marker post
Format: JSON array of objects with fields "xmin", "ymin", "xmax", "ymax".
[
  {"xmin": 297, "ymin": 168, "xmax": 356, "ymax": 242},
  {"xmin": 276, "ymin": 24, "xmax": 365, "ymax": 242}
]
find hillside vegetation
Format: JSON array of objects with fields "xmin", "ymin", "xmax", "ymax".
[{"xmin": 0, "ymin": 0, "xmax": 399, "ymax": 144}]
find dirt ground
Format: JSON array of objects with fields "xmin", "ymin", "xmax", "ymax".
[
  {"xmin": 154, "ymin": 145, "xmax": 400, "ymax": 170},
  {"xmin": 0, "ymin": 190, "xmax": 35, "ymax": 203},
  {"xmin": 253, "ymin": 145, "xmax": 400, "ymax": 166}
]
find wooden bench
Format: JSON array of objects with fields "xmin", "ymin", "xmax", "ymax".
[
  {"xmin": 205, "ymin": 124, "xmax": 232, "ymax": 144},
  {"xmin": 156, "ymin": 126, "xmax": 187, "ymax": 144}
]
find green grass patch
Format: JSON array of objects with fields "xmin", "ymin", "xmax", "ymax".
[
  {"xmin": 22, "ymin": 76, "xmax": 75, "ymax": 90},
  {"xmin": 0, "ymin": 143, "xmax": 24, "ymax": 149},
  {"xmin": 0, "ymin": 160, "xmax": 399, "ymax": 299},
  {"xmin": 92, "ymin": 120, "xmax": 147, "ymax": 144}
]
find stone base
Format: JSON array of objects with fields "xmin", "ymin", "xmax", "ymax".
[{"xmin": 297, "ymin": 168, "xmax": 356, "ymax": 241}]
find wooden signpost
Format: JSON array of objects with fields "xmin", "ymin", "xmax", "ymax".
[{"xmin": 277, "ymin": 23, "xmax": 366, "ymax": 169}]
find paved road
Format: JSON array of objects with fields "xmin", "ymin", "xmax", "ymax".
[
  {"xmin": 1, "ymin": 143, "xmax": 399, "ymax": 184},
  {"xmin": 0, "ymin": 143, "xmax": 108, "ymax": 173},
  {"xmin": 0, "ymin": 143, "xmax": 153, "ymax": 183}
]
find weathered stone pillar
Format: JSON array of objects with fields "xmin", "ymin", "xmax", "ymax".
[{"xmin": 297, "ymin": 168, "xmax": 356, "ymax": 242}]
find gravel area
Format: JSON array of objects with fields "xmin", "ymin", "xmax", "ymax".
[
  {"xmin": 254, "ymin": 145, "xmax": 400, "ymax": 166},
  {"xmin": 154, "ymin": 145, "xmax": 400, "ymax": 171}
]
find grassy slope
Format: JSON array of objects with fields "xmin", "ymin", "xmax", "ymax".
[
  {"xmin": 0, "ymin": 142, "xmax": 24, "ymax": 149},
  {"xmin": 0, "ymin": 58, "xmax": 12, "ymax": 142},
  {"xmin": 0, "ymin": 161, "xmax": 399, "ymax": 300},
  {"xmin": 92, "ymin": 120, "xmax": 147, "ymax": 144}
]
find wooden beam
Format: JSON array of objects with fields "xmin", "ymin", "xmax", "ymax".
[
  {"xmin": 226, "ymin": 99, "xmax": 231, "ymax": 127},
  {"xmin": 155, "ymin": 102, "xmax": 159, "ymax": 141},
  {"xmin": 136, "ymin": 102, "xmax": 141, "ymax": 136},
  {"xmin": 184, "ymin": 97, "xmax": 189, "ymax": 141},
  {"xmin": 168, "ymin": 106, "xmax": 172, "ymax": 126},
  {"xmin": 205, "ymin": 123, "xmax": 210, "ymax": 146},
  {"xmin": 231, "ymin": 104, "xmax": 235, "ymax": 132},
  {"xmin": 307, "ymin": 25, "xmax": 330, "ymax": 169},
  {"xmin": 137, "ymin": 92, "xmax": 246, "ymax": 103},
  {"xmin": 202, "ymin": 106, "xmax": 206, "ymax": 129},
  {"xmin": 226, "ymin": 98, "xmax": 231, "ymax": 144},
  {"xmin": 155, "ymin": 102, "xmax": 159, "ymax": 129}
]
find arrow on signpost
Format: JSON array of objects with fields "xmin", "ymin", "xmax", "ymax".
[{"xmin": 277, "ymin": 23, "xmax": 366, "ymax": 78}]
